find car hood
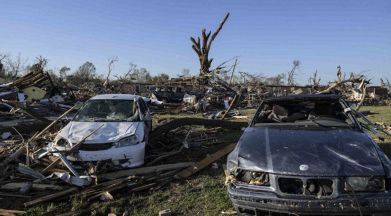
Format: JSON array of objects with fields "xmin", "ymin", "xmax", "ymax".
[
  {"xmin": 232, "ymin": 127, "xmax": 385, "ymax": 176},
  {"xmin": 58, "ymin": 121, "xmax": 140, "ymax": 144}
]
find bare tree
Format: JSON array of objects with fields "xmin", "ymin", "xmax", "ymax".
[
  {"xmin": 59, "ymin": 66, "xmax": 71, "ymax": 80},
  {"xmin": 30, "ymin": 56, "xmax": 48, "ymax": 73},
  {"xmin": 104, "ymin": 56, "xmax": 119, "ymax": 88},
  {"xmin": 229, "ymin": 58, "xmax": 238, "ymax": 85},
  {"xmin": 115, "ymin": 62, "xmax": 137, "ymax": 81},
  {"xmin": 317, "ymin": 66, "xmax": 369, "ymax": 110},
  {"xmin": 151, "ymin": 73, "xmax": 170, "ymax": 84},
  {"xmin": 0, "ymin": 54, "xmax": 7, "ymax": 77},
  {"xmin": 191, "ymin": 13, "xmax": 230, "ymax": 76},
  {"xmin": 6, "ymin": 53, "xmax": 28, "ymax": 78},
  {"xmin": 178, "ymin": 68, "xmax": 191, "ymax": 78},
  {"xmin": 115, "ymin": 63, "xmax": 151, "ymax": 83},
  {"xmin": 287, "ymin": 60, "xmax": 300, "ymax": 85},
  {"xmin": 0, "ymin": 54, "xmax": 7, "ymax": 62},
  {"xmin": 381, "ymin": 78, "xmax": 391, "ymax": 90},
  {"xmin": 69, "ymin": 61, "xmax": 97, "ymax": 85},
  {"xmin": 265, "ymin": 73, "xmax": 286, "ymax": 86},
  {"xmin": 308, "ymin": 69, "xmax": 321, "ymax": 86},
  {"xmin": 131, "ymin": 67, "xmax": 151, "ymax": 83}
]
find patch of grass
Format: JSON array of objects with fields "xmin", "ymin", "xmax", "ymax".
[
  {"xmin": 361, "ymin": 106, "xmax": 391, "ymax": 125},
  {"xmin": 69, "ymin": 167, "xmax": 232, "ymax": 216},
  {"xmin": 360, "ymin": 106, "xmax": 391, "ymax": 155},
  {"xmin": 26, "ymin": 202, "xmax": 68, "ymax": 216}
]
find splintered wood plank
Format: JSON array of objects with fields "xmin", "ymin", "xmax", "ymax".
[
  {"xmin": 174, "ymin": 143, "xmax": 236, "ymax": 179},
  {"xmin": 24, "ymin": 187, "xmax": 78, "ymax": 207},
  {"xmin": 99, "ymin": 162, "xmax": 193, "ymax": 180},
  {"xmin": 0, "ymin": 208, "xmax": 26, "ymax": 216}
]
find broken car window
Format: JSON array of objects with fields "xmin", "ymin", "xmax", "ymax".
[
  {"xmin": 73, "ymin": 99, "xmax": 139, "ymax": 122},
  {"xmin": 254, "ymin": 99, "xmax": 355, "ymax": 128}
]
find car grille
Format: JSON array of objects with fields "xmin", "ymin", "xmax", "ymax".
[
  {"xmin": 78, "ymin": 142, "xmax": 114, "ymax": 151},
  {"xmin": 278, "ymin": 177, "xmax": 333, "ymax": 197}
]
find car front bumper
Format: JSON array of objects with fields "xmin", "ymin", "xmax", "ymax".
[
  {"xmin": 72, "ymin": 142, "xmax": 145, "ymax": 165},
  {"xmin": 228, "ymin": 184, "xmax": 391, "ymax": 215}
]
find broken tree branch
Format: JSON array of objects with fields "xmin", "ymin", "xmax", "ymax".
[{"xmin": 191, "ymin": 13, "xmax": 230, "ymax": 76}]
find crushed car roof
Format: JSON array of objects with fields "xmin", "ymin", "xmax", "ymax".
[
  {"xmin": 89, "ymin": 94, "xmax": 142, "ymax": 100},
  {"xmin": 264, "ymin": 93, "xmax": 340, "ymax": 102}
]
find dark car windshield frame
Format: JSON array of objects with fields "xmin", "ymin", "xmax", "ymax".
[{"xmin": 251, "ymin": 97, "xmax": 361, "ymax": 129}]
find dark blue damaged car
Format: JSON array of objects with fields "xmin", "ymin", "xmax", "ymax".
[{"xmin": 227, "ymin": 94, "xmax": 391, "ymax": 216}]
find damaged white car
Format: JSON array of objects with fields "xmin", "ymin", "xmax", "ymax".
[{"xmin": 49, "ymin": 94, "xmax": 151, "ymax": 168}]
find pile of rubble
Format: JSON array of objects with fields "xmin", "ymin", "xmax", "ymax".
[{"xmin": 0, "ymin": 100, "xmax": 247, "ymax": 215}]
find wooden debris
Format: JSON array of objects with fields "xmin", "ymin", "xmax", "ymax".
[
  {"xmin": 17, "ymin": 163, "xmax": 45, "ymax": 180},
  {"xmin": 0, "ymin": 192, "xmax": 32, "ymax": 198},
  {"xmin": 150, "ymin": 118, "xmax": 247, "ymax": 147},
  {"xmin": 232, "ymin": 115, "xmax": 248, "ymax": 119},
  {"xmin": 174, "ymin": 143, "xmax": 236, "ymax": 179},
  {"xmin": 18, "ymin": 182, "xmax": 32, "ymax": 194},
  {"xmin": 130, "ymin": 182, "xmax": 156, "ymax": 192},
  {"xmin": 0, "ymin": 105, "xmax": 76, "ymax": 167},
  {"xmin": 147, "ymin": 146, "xmax": 184, "ymax": 166},
  {"xmin": 40, "ymin": 158, "xmax": 61, "ymax": 174},
  {"xmin": 0, "ymin": 208, "xmax": 26, "ymax": 216},
  {"xmin": 99, "ymin": 191, "xmax": 114, "ymax": 201},
  {"xmin": 159, "ymin": 209, "xmax": 172, "ymax": 216},
  {"xmin": 41, "ymin": 124, "xmax": 104, "ymax": 176},
  {"xmin": 221, "ymin": 94, "xmax": 239, "ymax": 120},
  {"xmin": 221, "ymin": 210, "xmax": 236, "ymax": 215},
  {"xmin": 33, "ymin": 104, "xmax": 76, "ymax": 139},
  {"xmin": 99, "ymin": 162, "xmax": 193, "ymax": 180},
  {"xmin": 1, "ymin": 182, "xmax": 63, "ymax": 191},
  {"xmin": 24, "ymin": 187, "xmax": 78, "ymax": 207}
]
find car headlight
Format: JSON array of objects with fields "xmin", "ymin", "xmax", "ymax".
[
  {"xmin": 55, "ymin": 138, "xmax": 70, "ymax": 147},
  {"xmin": 115, "ymin": 135, "xmax": 139, "ymax": 148},
  {"xmin": 237, "ymin": 170, "xmax": 270, "ymax": 186},
  {"xmin": 345, "ymin": 177, "xmax": 385, "ymax": 192},
  {"xmin": 227, "ymin": 161, "xmax": 238, "ymax": 174}
]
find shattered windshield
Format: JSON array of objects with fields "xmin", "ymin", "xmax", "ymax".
[
  {"xmin": 73, "ymin": 99, "xmax": 139, "ymax": 122},
  {"xmin": 253, "ymin": 99, "xmax": 356, "ymax": 128}
]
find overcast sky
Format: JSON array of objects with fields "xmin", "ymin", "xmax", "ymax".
[{"xmin": 1, "ymin": 0, "xmax": 390, "ymax": 84}]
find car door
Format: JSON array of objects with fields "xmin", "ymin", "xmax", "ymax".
[{"xmin": 138, "ymin": 98, "xmax": 152, "ymax": 144}]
